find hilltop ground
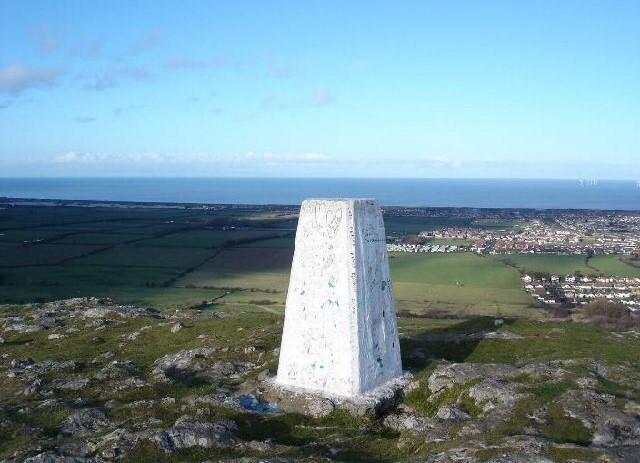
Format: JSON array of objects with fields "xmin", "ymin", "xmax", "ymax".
[{"xmin": 1, "ymin": 298, "xmax": 639, "ymax": 462}]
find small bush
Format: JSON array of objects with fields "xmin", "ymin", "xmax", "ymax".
[{"xmin": 578, "ymin": 299, "xmax": 639, "ymax": 331}]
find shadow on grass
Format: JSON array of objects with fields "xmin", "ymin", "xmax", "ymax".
[
  {"xmin": 399, "ymin": 316, "xmax": 516, "ymax": 374},
  {"xmin": 234, "ymin": 410, "xmax": 399, "ymax": 462}
]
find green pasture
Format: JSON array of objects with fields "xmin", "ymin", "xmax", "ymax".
[
  {"xmin": 0, "ymin": 283, "xmax": 227, "ymax": 309},
  {"xmin": 383, "ymin": 217, "xmax": 473, "ymax": 235},
  {"xmin": 383, "ymin": 216, "xmax": 515, "ymax": 236},
  {"xmin": 199, "ymin": 248, "xmax": 293, "ymax": 272},
  {"xmin": 53, "ymin": 232, "xmax": 148, "ymax": 245},
  {"xmin": 392, "ymin": 282, "xmax": 534, "ymax": 316},
  {"xmin": 0, "ymin": 243, "xmax": 103, "ymax": 267},
  {"xmin": 390, "ymin": 252, "xmax": 522, "ymax": 288},
  {"xmin": 0, "ymin": 229, "xmax": 66, "ymax": 243},
  {"xmin": 177, "ymin": 270, "xmax": 290, "ymax": 294},
  {"xmin": 177, "ymin": 248, "xmax": 293, "ymax": 293},
  {"xmin": 588, "ymin": 255, "xmax": 640, "ymax": 278},
  {"xmin": 388, "ymin": 253, "xmax": 534, "ymax": 316},
  {"xmin": 73, "ymin": 245, "xmax": 216, "ymax": 268},
  {"xmin": 136, "ymin": 229, "xmax": 284, "ymax": 248},
  {"xmin": 237, "ymin": 237, "xmax": 295, "ymax": 248},
  {"xmin": 494, "ymin": 253, "xmax": 640, "ymax": 278},
  {"xmin": 1, "ymin": 265, "xmax": 180, "ymax": 288},
  {"xmin": 492, "ymin": 254, "xmax": 593, "ymax": 276}
]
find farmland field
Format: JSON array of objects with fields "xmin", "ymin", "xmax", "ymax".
[
  {"xmin": 0, "ymin": 203, "xmax": 560, "ymax": 317},
  {"xmin": 0, "ymin": 243, "xmax": 105, "ymax": 266},
  {"xmin": 137, "ymin": 229, "xmax": 286, "ymax": 248},
  {"xmin": 588, "ymin": 255, "xmax": 640, "ymax": 278},
  {"xmin": 492, "ymin": 254, "xmax": 594, "ymax": 276},
  {"xmin": 389, "ymin": 253, "xmax": 535, "ymax": 316},
  {"xmin": 73, "ymin": 245, "xmax": 216, "ymax": 268}
]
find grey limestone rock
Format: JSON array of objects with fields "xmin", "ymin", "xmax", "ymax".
[
  {"xmin": 468, "ymin": 379, "xmax": 525, "ymax": 413},
  {"xmin": 94, "ymin": 361, "xmax": 138, "ymax": 381},
  {"xmin": 383, "ymin": 411, "xmax": 438, "ymax": 434},
  {"xmin": 4, "ymin": 323, "xmax": 42, "ymax": 333},
  {"xmin": 305, "ymin": 397, "xmax": 335, "ymax": 418},
  {"xmin": 152, "ymin": 347, "xmax": 254, "ymax": 384},
  {"xmin": 53, "ymin": 377, "xmax": 91, "ymax": 391},
  {"xmin": 60, "ymin": 409, "xmax": 112, "ymax": 437},
  {"xmin": 151, "ymin": 415, "xmax": 238, "ymax": 452},
  {"xmin": 22, "ymin": 453, "xmax": 106, "ymax": 463},
  {"xmin": 428, "ymin": 363, "xmax": 519, "ymax": 393},
  {"xmin": 436, "ymin": 405, "xmax": 470, "ymax": 422}
]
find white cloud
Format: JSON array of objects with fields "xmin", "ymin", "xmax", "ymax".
[
  {"xmin": 0, "ymin": 64, "xmax": 60, "ymax": 93},
  {"xmin": 73, "ymin": 116, "xmax": 95, "ymax": 123},
  {"xmin": 51, "ymin": 151, "xmax": 328, "ymax": 165},
  {"xmin": 113, "ymin": 104, "xmax": 145, "ymax": 116},
  {"xmin": 310, "ymin": 86, "xmax": 336, "ymax": 106},
  {"xmin": 85, "ymin": 65, "xmax": 150, "ymax": 91},
  {"xmin": 426, "ymin": 155, "xmax": 462, "ymax": 169},
  {"xmin": 260, "ymin": 86, "xmax": 337, "ymax": 110},
  {"xmin": 162, "ymin": 58, "xmax": 206, "ymax": 70},
  {"xmin": 31, "ymin": 26, "xmax": 64, "ymax": 55}
]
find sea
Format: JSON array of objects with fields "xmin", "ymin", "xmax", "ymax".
[{"xmin": 1, "ymin": 178, "xmax": 640, "ymax": 210}]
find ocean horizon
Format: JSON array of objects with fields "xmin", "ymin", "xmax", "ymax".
[{"xmin": 1, "ymin": 177, "xmax": 640, "ymax": 211}]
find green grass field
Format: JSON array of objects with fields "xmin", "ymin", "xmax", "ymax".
[
  {"xmin": 389, "ymin": 253, "xmax": 535, "ymax": 316},
  {"xmin": 52, "ymin": 232, "xmax": 150, "ymax": 245},
  {"xmin": 383, "ymin": 217, "xmax": 474, "ymax": 235},
  {"xmin": 137, "ymin": 229, "xmax": 285, "ymax": 248},
  {"xmin": 493, "ymin": 253, "xmax": 640, "ymax": 278},
  {"xmin": 74, "ymin": 245, "xmax": 216, "ymax": 268},
  {"xmin": 0, "ymin": 243, "xmax": 104, "ymax": 266},
  {"xmin": 588, "ymin": 255, "xmax": 640, "ymax": 278},
  {"xmin": 492, "ymin": 254, "xmax": 594, "ymax": 276},
  {"xmin": 177, "ymin": 248, "xmax": 294, "ymax": 293},
  {"xmin": 5, "ymin": 203, "xmax": 634, "ymax": 318}
]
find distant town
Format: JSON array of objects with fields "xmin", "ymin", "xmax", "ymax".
[
  {"xmin": 386, "ymin": 208, "xmax": 640, "ymax": 256},
  {"xmin": 522, "ymin": 273, "xmax": 640, "ymax": 310},
  {"xmin": 386, "ymin": 208, "xmax": 640, "ymax": 310}
]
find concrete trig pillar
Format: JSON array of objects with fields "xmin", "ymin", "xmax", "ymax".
[{"xmin": 276, "ymin": 199, "xmax": 402, "ymax": 397}]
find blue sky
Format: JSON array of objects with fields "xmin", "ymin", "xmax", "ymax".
[{"xmin": 0, "ymin": 0, "xmax": 638, "ymax": 178}]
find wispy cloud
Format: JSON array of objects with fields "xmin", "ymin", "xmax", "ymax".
[
  {"xmin": 347, "ymin": 58, "xmax": 367, "ymax": 71},
  {"xmin": 51, "ymin": 151, "xmax": 328, "ymax": 165},
  {"xmin": 86, "ymin": 40, "xmax": 103, "ymax": 59},
  {"xmin": 162, "ymin": 57, "xmax": 206, "ymax": 70},
  {"xmin": 125, "ymin": 29, "xmax": 164, "ymax": 56},
  {"xmin": 85, "ymin": 65, "xmax": 150, "ymax": 91},
  {"xmin": 260, "ymin": 86, "xmax": 336, "ymax": 110},
  {"xmin": 73, "ymin": 116, "xmax": 95, "ymax": 123},
  {"xmin": 310, "ymin": 86, "xmax": 336, "ymax": 106},
  {"xmin": 112, "ymin": 104, "xmax": 145, "ymax": 116},
  {"xmin": 426, "ymin": 155, "xmax": 462, "ymax": 169},
  {"xmin": 0, "ymin": 64, "xmax": 61, "ymax": 94},
  {"xmin": 31, "ymin": 26, "xmax": 64, "ymax": 55},
  {"xmin": 0, "ymin": 97, "xmax": 32, "ymax": 109}
]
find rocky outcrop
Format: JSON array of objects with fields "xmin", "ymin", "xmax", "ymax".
[
  {"xmin": 152, "ymin": 348, "xmax": 255, "ymax": 384},
  {"xmin": 151, "ymin": 415, "xmax": 238, "ymax": 452},
  {"xmin": 428, "ymin": 363, "xmax": 519, "ymax": 393},
  {"xmin": 60, "ymin": 409, "xmax": 112, "ymax": 437}
]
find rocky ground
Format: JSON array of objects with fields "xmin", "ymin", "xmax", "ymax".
[{"xmin": 1, "ymin": 298, "xmax": 639, "ymax": 462}]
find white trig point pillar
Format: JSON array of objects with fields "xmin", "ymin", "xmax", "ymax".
[{"xmin": 276, "ymin": 198, "xmax": 402, "ymax": 397}]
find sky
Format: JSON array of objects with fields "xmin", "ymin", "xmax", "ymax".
[{"xmin": 0, "ymin": 0, "xmax": 638, "ymax": 179}]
